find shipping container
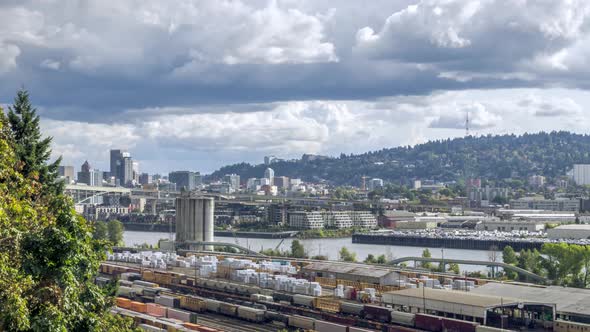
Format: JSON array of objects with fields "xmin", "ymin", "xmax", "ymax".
[
  {"xmin": 288, "ymin": 315, "xmax": 315, "ymax": 330},
  {"xmin": 167, "ymin": 308, "xmax": 198, "ymax": 324},
  {"xmin": 415, "ymin": 313, "xmax": 442, "ymax": 332},
  {"xmin": 314, "ymin": 297, "xmax": 340, "ymax": 313},
  {"xmin": 390, "ymin": 311, "xmax": 415, "ymax": 327},
  {"xmin": 116, "ymin": 297, "xmax": 132, "ymax": 309},
  {"xmin": 155, "ymin": 295, "xmax": 180, "ymax": 308},
  {"xmin": 117, "ymin": 286, "xmax": 137, "ymax": 298},
  {"xmin": 293, "ymin": 294, "xmax": 315, "ymax": 307},
  {"xmin": 314, "ymin": 320, "xmax": 347, "ymax": 332},
  {"xmin": 130, "ymin": 301, "xmax": 148, "ymax": 313},
  {"xmin": 237, "ymin": 306, "xmax": 266, "ymax": 323},
  {"xmin": 441, "ymin": 317, "xmax": 479, "ymax": 332},
  {"xmin": 146, "ymin": 303, "xmax": 167, "ymax": 317},
  {"xmin": 180, "ymin": 296, "xmax": 206, "ymax": 313},
  {"xmin": 363, "ymin": 305, "xmax": 392, "ymax": 322}
]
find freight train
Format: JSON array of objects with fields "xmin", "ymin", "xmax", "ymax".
[{"xmin": 101, "ymin": 263, "xmax": 588, "ymax": 332}]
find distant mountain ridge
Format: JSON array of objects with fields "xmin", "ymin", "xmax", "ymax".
[{"xmin": 210, "ymin": 131, "xmax": 590, "ymax": 186}]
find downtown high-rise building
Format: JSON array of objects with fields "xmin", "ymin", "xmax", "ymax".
[
  {"xmin": 224, "ymin": 174, "xmax": 241, "ymax": 192},
  {"xmin": 110, "ymin": 149, "xmax": 134, "ymax": 186},
  {"xmin": 264, "ymin": 167, "xmax": 275, "ymax": 186},
  {"xmin": 58, "ymin": 165, "xmax": 75, "ymax": 184},
  {"xmin": 77, "ymin": 161, "xmax": 103, "ymax": 187},
  {"xmin": 169, "ymin": 171, "xmax": 201, "ymax": 191}
]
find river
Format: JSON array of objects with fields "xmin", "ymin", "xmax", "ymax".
[{"xmin": 124, "ymin": 231, "xmax": 501, "ymax": 272}]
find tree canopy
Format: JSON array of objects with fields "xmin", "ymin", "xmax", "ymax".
[
  {"xmin": 0, "ymin": 93, "xmax": 134, "ymax": 331},
  {"xmin": 7, "ymin": 90, "xmax": 62, "ymax": 196},
  {"xmin": 210, "ymin": 131, "xmax": 590, "ymax": 186}
]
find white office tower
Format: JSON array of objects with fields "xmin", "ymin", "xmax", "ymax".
[
  {"xmin": 264, "ymin": 167, "xmax": 275, "ymax": 185},
  {"xmin": 573, "ymin": 164, "xmax": 590, "ymax": 185},
  {"xmin": 175, "ymin": 195, "xmax": 214, "ymax": 250}
]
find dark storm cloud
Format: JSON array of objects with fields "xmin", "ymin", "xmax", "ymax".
[{"xmin": 2, "ymin": 0, "xmax": 590, "ymax": 172}]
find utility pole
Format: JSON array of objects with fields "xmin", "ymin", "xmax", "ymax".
[
  {"xmin": 441, "ymin": 247, "xmax": 445, "ymax": 273},
  {"xmin": 422, "ymin": 282, "xmax": 426, "ymax": 314}
]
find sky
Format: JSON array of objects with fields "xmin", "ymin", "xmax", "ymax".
[{"xmin": 2, "ymin": 0, "xmax": 590, "ymax": 174}]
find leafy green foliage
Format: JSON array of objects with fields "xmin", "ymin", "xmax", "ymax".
[
  {"xmin": 420, "ymin": 248, "xmax": 432, "ymax": 269},
  {"xmin": 0, "ymin": 95, "xmax": 135, "ymax": 331},
  {"xmin": 501, "ymin": 244, "xmax": 590, "ymax": 287},
  {"xmin": 211, "ymin": 131, "xmax": 590, "ymax": 185},
  {"xmin": 93, "ymin": 221, "xmax": 109, "ymax": 241},
  {"xmin": 107, "ymin": 220, "xmax": 124, "ymax": 246},
  {"xmin": 364, "ymin": 254, "xmax": 387, "ymax": 264},
  {"xmin": 290, "ymin": 240, "xmax": 307, "ymax": 258},
  {"xmin": 448, "ymin": 263, "xmax": 460, "ymax": 274},
  {"xmin": 93, "ymin": 220, "xmax": 124, "ymax": 247},
  {"xmin": 338, "ymin": 246, "xmax": 357, "ymax": 262}
]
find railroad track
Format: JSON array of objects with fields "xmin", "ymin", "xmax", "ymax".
[{"xmin": 196, "ymin": 313, "xmax": 278, "ymax": 332}]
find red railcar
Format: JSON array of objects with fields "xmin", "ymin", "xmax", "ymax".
[{"xmin": 415, "ymin": 313, "xmax": 442, "ymax": 332}]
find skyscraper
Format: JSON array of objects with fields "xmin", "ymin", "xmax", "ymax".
[
  {"xmin": 58, "ymin": 165, "xmax": 75, "ymax": 184},
  {"xmin": 169, "ymin": 171, "xmax": 199, "ymax": 191},
  {"xmin": 110, "ymin": 149, "xmax": 134, "ymax": 186},
  {"xmin": 264, "ymin": 167, "xmax": 274, "ymax": 186},
  {"xmin": 224, "ymin": 174, "xmax": 241, "ymax": 192},
  {"xmin": 110, "ymin": 149, "xmax": 123, "ymax": 180},
  {"xmin": 77, "ymin": 161, "xmax": 103, "ymax": 187}
]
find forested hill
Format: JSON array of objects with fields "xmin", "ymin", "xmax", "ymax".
[{"xmin": 210, "ymin": 131, "xmax": 590, "ymax": 186}]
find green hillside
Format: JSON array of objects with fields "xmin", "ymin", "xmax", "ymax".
[{"xmin": 210, "ymin": 131, "xmax": 590, "ymax": 186}]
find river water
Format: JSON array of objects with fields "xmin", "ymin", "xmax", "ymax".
[{"xmin": 124, "ymin": 231, "xmax": 499, "ymax": 272}]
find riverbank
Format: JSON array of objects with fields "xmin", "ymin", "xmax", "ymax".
[
  {"xmin": 122, "ymin": 223, "xmax": 297, "ymax": 239},
  {"xmin": 352, "ymin": 233, "xmax": 544, "ymax": 251},
  {"xmin": 122, "ymin": 223, "xmax": 363, "ymax": 239}
]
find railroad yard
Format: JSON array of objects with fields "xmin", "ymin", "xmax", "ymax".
[{"xmin": 99, "ymin": 250, "xmax": 590, "ymax": 332}]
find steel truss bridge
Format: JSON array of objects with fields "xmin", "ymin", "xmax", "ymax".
[{"xmin": 390, "ymin": 256, "xmax": 548, "ymax": 283}]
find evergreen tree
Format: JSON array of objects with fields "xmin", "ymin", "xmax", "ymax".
[
  {"xmin": 0, "ymin": 101, "xmax": 134, "ymax": 331},
  {"xmin": 502, "ymin": 246, "xmax": 518, "ymax": 265},
  {"xmin": 7, "ymin": 89, "xmax": 62, "ymax": 196},
  {"xmin": 502, "ymin": 245, "xmax": 519, "ymax": 279}
]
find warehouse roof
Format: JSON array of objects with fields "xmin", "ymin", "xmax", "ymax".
[
  {"xmin": 302, "ymin": 261, "xmax": 396, "ymax": 278},
  {"xmin": 471, "ymin": 283, "xmax": 590, "ymax": 317},
  {"xmin": 384, "ymin": 288, "xmax": 520, "ymax": 308},
  {"xmin": 551, "ymin": 224, "xmax": 590, "ymax": 230}
]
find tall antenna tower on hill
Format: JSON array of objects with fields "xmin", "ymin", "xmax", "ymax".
[{"xmin": 465, "ymin": 110, "xmax": 470, "ymax": 137}]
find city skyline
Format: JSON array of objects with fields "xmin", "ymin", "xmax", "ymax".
[{"xmin": 0, "ymin": 1, "xmax": 590, "ymax": 172}]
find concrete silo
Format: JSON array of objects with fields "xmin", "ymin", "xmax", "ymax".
[{"xmin": 175, "ymin": 195, "xmax": 214, "ymax": 250}]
